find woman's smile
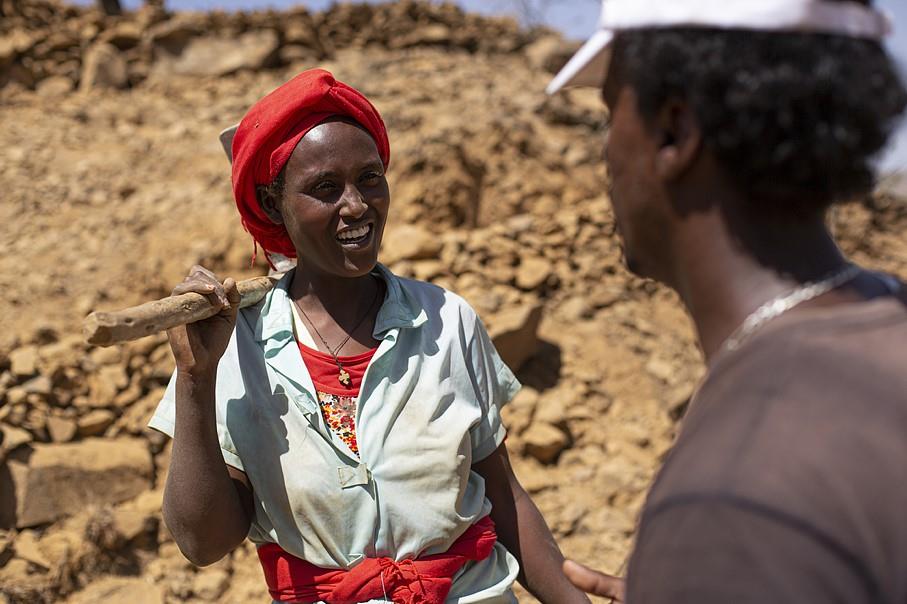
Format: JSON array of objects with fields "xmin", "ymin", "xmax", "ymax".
[{"xmin": 336, "ymin": 221, "xmax": 375, "ymax": 248}]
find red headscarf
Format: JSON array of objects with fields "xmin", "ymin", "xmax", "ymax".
[{"xmin": 231, "ymin": 69, "xmax": 391, "ymax": 259}]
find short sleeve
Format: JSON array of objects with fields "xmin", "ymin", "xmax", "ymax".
[
  {"xmin": 628, "ymin": 496, "xmax": 873, "ymax": 603},
  {"xmin": 147, "ymin": 334, "xmax": 246, "ymax": 472},
  {"xmin": 464, "ymin": 309, "xmax": 522, "ymax": 462}
]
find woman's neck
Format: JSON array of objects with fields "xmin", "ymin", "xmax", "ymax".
[{"xmin": 288, "ymin": 265, "xmax": 380, "ymax": 325}]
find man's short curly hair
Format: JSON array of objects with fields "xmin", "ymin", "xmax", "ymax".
[{"xmin": 612, "ymin": 4, "xmax": 907, "ymax": 213}]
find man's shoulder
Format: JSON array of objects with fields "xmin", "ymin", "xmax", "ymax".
[
  {"xmin": 662, "ymin": 331, "xmax": 907, "ymax": 484},
  {"xmin": 692, "ymin": 300, "xmax": 907, "ymax": 431},
  {"xmin": 647, "ymin": 308, "xmax": 907, "ymax": 550}
]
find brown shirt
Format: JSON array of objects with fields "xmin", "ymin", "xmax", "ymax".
[{"xmin": 627, "ymin": 288, "xmax": 907, "ymax": 603}]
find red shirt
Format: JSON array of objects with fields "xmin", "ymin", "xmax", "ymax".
[{"xmin": 297, "ymin": 342, "xmax": 376, "ymax": 457}]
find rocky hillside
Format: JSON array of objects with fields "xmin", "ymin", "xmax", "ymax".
[
  {"xmin": 1, "ymin": 0, "xmax": 543, "ymax": 92},
  {"xmin": 1, "ymin": 1, "xmax": 906, "ymax": 602}
]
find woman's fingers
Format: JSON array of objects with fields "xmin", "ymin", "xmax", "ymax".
[
  {"xmin": 171, "ymin": 266, "xmax": 229, "ymax": 307},
  {"xmin": 222, "ymin": 278, "xmax": 240, "ymax": 307},
  {"xmin": 191, "ymin": 266, "xmax": 228, "ymax": 305},
  {"xmin": 563, "ymin": 560, "xmax": 626, "ymax": 602},
  {"xmin": 166, "ymin": 268, "xmax": 238, "ymax": 375},
  {"xmin": 171, "ymin": 281, "xmax": 215, "ymax": 296}
]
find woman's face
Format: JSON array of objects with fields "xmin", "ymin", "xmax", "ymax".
[{"xmin": 269, "ymin": 119, "xmax": 389, "ymax": 278}]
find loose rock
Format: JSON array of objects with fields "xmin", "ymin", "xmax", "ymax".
[
  {"xmin": 501, "ymin": 387, "xmax": 538, "ymax": 435},
  {"xmin": 193, "ymin": 568, "xmax": 231, "ymax": 601},
  {"xmin": 0, "ymin": 423, "xmax": 33, "ymax": 459},
  {"xmin": 381, "ymin": 224, "xmax": 443, "ymax": 264},
  {"xmin": 9, "ymin": 346, "xmax": 39, "ymax": 378},
  {"xmin": 65, "ymin": 577, "xmax": 164, "ymax": 604},
  {"xmin": 488, "ymin": 303, "xmax": 543, "ymax": 370},
  {"xmin": 77, "ymin": 409, "xmax": 116, "ymax": 437},
  {"xmin": 4, "ymin": 437, "xmax": 153, "ymax": 528},
  {"xmin": 12, "ymin": 529, "xmax": 51, "ymax": 569},
  {"xmin": 46, "ymin": 416, "xmax": 77, "ymax": 443},
  {"xmin": 36, "ymin": 75, "xmax": 73, "ymax": 96},
  {"xmin": 80, "ymin": 43, "xmax": 129, "ymax": 91},
  {"xmin": 515, "ymin": 256, "xmax": 553, "ymax": 290},
  {"xmin": 523, "ymin": 422, "xmax": 570, "ymax": 464},
  {"xmin": 19, "ymin": 375, "xmax": 52, "ymax": 397},
  {"xmin": 88, "ymin": 364, "xmax": 129, "ymax": 407}
]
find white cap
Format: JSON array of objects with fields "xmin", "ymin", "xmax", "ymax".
[{"xmin": 546, "ymin": 0, "xmax": 892, "ymax": 94}]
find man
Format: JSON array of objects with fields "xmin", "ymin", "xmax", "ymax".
[{"xmin": 547, "ymin": 0, "xmax": 907, "ymax": 601}]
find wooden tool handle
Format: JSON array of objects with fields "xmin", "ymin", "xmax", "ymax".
[{"xmin": 83, "ymin": 276, "xmax": 276, "ymax": 347}]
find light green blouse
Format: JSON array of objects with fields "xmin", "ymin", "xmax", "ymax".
[{"xmin": 149, "ymin": 265, "xmax": 520, "ymax": 603}]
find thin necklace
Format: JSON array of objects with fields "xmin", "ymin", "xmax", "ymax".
[
  {"xmin": 295, "ymin": 280, "xmax": 381, "ymax": 387},
  {"xmin": 723, "ymin": 263, "xmax": 862, "ymax": 352}
]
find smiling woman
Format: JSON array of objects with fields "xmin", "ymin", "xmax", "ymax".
[
  {"xmin": 146, "ymin": 69, "xmax": 590, "ymax": 604},
  {"xmin": 257, "ymin": 118, "xmax": 389, "ymax": 278}
]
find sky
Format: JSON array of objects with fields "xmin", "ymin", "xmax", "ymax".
[{"xmin": 70, "ymin": 0, "xmax": 907, "ymax": 172}]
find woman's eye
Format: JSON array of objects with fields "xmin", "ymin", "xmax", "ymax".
[
  {"xmin": 313, "ymin": 181, "xmax": 336, "ymax": 193},
  {"xmin": 361, "ymin": 172, "xmax": 382, "ymax": 183}
]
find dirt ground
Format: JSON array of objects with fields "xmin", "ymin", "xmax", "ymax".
[{"xmin": 1, "ymin": 1, "xmax": 906, "ymax": 602}]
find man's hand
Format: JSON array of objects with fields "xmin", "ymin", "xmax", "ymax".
[{"xmin": 563, "ymin": 560, "xmax": 625, "ymax": 602}]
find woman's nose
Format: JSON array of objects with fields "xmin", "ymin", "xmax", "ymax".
[{"xmin": 339, "ymin": 183, "xmax": 368, "ymax": 219}]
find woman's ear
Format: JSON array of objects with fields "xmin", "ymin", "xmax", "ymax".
[
  {"xmin": 257, "ymin": 184, "xmax": 284, "ymax": 225},
  {"xmin": 653, "ymin": 98, "xmax": 702, "ymax": 183}
]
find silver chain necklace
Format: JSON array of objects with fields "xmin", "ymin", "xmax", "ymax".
[{"xmin": 723, "ymin": 264, "xmax": 862, "ymax": 352}]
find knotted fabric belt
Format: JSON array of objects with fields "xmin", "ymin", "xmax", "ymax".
[{"xmin": 257, "ymin": 516, "xmax": 498, "ymax": 604}]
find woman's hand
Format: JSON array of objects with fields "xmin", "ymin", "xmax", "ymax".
[
  {"xmin": 563, "ymin": 560, "xmax": 625, "ymax": 602},
  {"xmin": 167, "ymin": 265, "xmax": 240, "ymax": 377},
  {"xmin": 475, "ymin": 443, "xmax": 592, "ymax": 603}
]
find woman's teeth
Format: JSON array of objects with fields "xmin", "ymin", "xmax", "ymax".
[{"xmin": 337, "ymin": 224, "xmax": 371, "ymax": 242}]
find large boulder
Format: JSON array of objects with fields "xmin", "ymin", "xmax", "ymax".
[
  {"xmin": 381, "ymin": 224, "xmax": 443, "ymax": 264},
  {"xmin": 65, "ymin": 577, "xmax": 164, "ymax": 604},
  {"xmin": 488, "ymin": 303, "xmax": 543, "ymax": 370},
  {"xmin": 155, "ymin": 29, "xmax": 280, "ymax": 77},
  {"xmin": 2, "ymin": 438, "xmax": 153, "ymax": 528}
]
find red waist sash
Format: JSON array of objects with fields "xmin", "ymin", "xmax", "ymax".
[{"xmin": 257, "ymin": 516, "xmax": 497, "ymax": 604}]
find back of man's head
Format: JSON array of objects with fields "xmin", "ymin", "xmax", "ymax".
[{"xmin": 610, "ymin": 0, "xmax": 907, "ymax": 214}]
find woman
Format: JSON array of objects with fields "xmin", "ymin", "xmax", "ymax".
[{"xmin": 149, "ymin": 69, "xmax": 588, "ymax": 603}]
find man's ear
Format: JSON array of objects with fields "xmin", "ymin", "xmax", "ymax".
[
  {"xmin": 652, "ymin": 99, "xmax": 702, "ymax": 182},
  {"xmin": 257, "ymin": 185, "xmax": 284, "ymax": 225}
]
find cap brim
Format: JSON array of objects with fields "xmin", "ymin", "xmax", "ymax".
[
  {"xmin": 219, "ymin": 124, "xmax": 239, "ymax": 164},
  {"xmin": 546, "ymin": 29, "xmax": 614, "ymax": 95}
]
